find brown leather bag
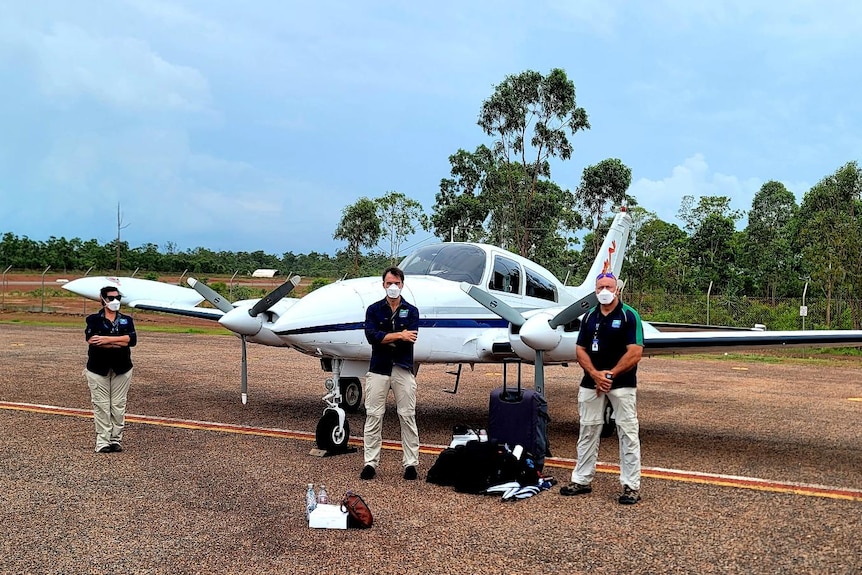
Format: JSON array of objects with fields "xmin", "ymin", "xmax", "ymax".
[{"xmin": 341, "ymin": 491, "xmax": 373, "ymax": 529}]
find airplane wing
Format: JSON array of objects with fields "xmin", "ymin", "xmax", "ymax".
[
  {"xmin": 643, "ymin": 328, "xmax": 862, "ymax": 355},
  {"xmin": 127, "ymin": 300, "xmax": 225, "ymax": 321},
  {"xmin": 648, "ymin": 321, "xmax": 764, "ymax": 332}
]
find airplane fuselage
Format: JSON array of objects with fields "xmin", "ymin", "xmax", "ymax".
[{"xmin": 271, "ymin": 242, "xmax": 592, "ymax": 367}]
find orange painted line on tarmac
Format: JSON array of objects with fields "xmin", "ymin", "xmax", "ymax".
[{"xmin": 3, "ymin": 400, "xmax": 861, "ymax": 502}]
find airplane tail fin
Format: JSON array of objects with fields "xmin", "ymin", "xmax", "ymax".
[{"xmin": 579, "ymin": 208, "xmax": 633, "ymax": 291}]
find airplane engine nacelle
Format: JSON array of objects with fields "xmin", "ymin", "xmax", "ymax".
[
  {"xmin": 219, "ymin": 307, "xmax": 262, "ymax": 336},
  {"xmin": 247, "ymin": 328, "xmax": 288, "ymax": 347},
  {"xmin": 509, "ymin": 310, "xmax": 580, "ymax": 364}
]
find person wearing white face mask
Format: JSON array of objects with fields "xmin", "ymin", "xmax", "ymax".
[
  {"xmin": 83, "ymin": 286, "xmax": 137, "ymax": 453},
  {"xmin": 560, "ymin": 271, "xmax": 645, "ymax": 504},
  {"xmin": 361, "ymin": 266, "xmax": 421, "ymax": 481}
]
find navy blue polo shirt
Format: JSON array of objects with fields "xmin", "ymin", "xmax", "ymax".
[
  {"xmin": 575, "ymin": 302, "xmax": 643, "ymax": 389},
  {"xmin": 85, "ymin": 310, "xmax": 137, "ymax": 376},
  {"xmin": 364, "ymin": 297, "xmax": 420, "ymax": 376}
]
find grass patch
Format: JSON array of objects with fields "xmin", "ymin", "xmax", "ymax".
[
  {"xmin": 136, "ymin": 325, "xmax": 229, "ymax": 336},
  {"xmin": 0, "ymin": 319, "xmax": 229, "ymax": 336},
  {"xmin": 657, "ymin": 350, "xmax": 859, "ymax": 365}
]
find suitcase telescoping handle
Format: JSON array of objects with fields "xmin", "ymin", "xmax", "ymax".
[{"xmin": 501, "ymin": 359, "xmax": 523, "ymax": 401}]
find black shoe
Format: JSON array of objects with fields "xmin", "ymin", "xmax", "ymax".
[
  {"xmin": 403, "ymin": 466, "xmax": 418, "ymax": 480},
  {"xmin": 109, "ymin": 443, "xmax": 123, "ymax": 452},
  {"xmin": 560, "ymin": 482, "xmax": 592, "ymax": 496},
  {"xmin": 618, "ymin": 485, "xmax": 641, "ymax": 505},
  {"xmin": 97, "ymin": 445, "xmax": 112, "ymax": 453},
  {"xmin": 360, "ymin": 465, "xmax": 376, "ymax": 480}
]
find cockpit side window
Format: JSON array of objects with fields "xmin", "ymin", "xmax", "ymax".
[
  {"xmin": 489, "ymin": 255, "xmax": 521, "ymax": 294},
  {"xmin": 525, "ymin": 267, "xmax": 557, "ymax": 302},
  {"xmin": 399, "ymin": 244, "xmax": 486, "ymax": 284}
]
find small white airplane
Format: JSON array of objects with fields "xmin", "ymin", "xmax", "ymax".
[{"xmin": 64, "ymin": 208, "xmax": 862, "ymax": 451}]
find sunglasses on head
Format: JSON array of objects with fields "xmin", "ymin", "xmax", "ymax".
[
  {"xmin": 104, "ymin": 295, "xmax": 122, "ymax": 302},
  {"xmin": 596, "ymin": 272, "xmax": 616, "ymax": 280}
]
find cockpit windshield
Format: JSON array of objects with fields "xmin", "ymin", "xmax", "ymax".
[{"xmin": 399, "ymin": 244, "xmax": 486, "ymax": 285}]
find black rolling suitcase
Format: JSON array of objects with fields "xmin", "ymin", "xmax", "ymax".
[{"xmin": 488, "ymin": 361, "xmax": 551, "ymax": 467}]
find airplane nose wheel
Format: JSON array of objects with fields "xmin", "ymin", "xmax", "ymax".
[{"xmin": 315, "ymin": 408, "xmax": 351, "ymax": 452}]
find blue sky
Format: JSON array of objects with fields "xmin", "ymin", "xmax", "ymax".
[{"xmin": 1, "ymin": 1, "xmax": 860, "ymax": 257}]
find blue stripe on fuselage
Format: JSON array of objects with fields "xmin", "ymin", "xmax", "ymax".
[{"xmin": 275, "ymin": 317, "xmax": 509, "ymax": 336}]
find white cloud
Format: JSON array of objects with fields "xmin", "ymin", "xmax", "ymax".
[
  {"xmin": 630, "ymin": 154, "xmax": 762, "ymax": 227},
  {"xmin": 1, "ymin": 0, "xmax": 859, "ymax": 257},
  {"xmin": 29, "ymin": 22, "xmax": 211, "ymax": 112}
]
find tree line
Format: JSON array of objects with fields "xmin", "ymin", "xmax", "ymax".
[{"xmin": 3, "ymin": 69, "xmax": 861, "ymax": 325}]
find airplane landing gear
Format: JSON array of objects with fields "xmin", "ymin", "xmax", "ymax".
[
  {"xmin": 316, "ymin": 408, "xmax": 351, "ymax": 452},
  {"xmin": 339, "ymin": 377, "xmax": 363, "ymax": 412},
  {"xmin": 315, "ymin": 359, "xmax": 358, "ymax": 453}
]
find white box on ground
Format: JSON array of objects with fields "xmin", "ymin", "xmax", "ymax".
[{"xmin": 308, "ymin": 504, "xmax": 348, "ymax": 529}]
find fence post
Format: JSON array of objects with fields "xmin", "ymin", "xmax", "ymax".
[
  {"xmin": 706, "ymin": 281, "xmax": 713, "ymax": 325},
  {"xmin": 1, "ymin": 265, "xmax": 11, "ymax": 310},
  {"xmin": 40, "ymin": 265, "xmax": 52, "ymax": 312}
]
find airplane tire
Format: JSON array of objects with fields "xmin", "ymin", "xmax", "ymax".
[
  {"xmin": 316, "ymin": 409, "xmax": 350, "ymax": 452},
  {"xmin": 339, "ymin": 378, "xmax": 363, "ymax": 413}
]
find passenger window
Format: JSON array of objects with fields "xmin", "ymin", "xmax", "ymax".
[
  {"xmin": 489, "ymin": 256, "xmax": 521, "ymax": 294},
  {"xmin": 525, "ymin": 268, "xmax": 557, "ymax": 302}
]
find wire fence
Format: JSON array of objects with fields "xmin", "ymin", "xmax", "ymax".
[
  {"xmin": 2, "ymin": 274, "xmax": 861, "ymax": 331},
  {"xmin": 628, "ymin": 292, "xmax": 861, "ymax": 330}
]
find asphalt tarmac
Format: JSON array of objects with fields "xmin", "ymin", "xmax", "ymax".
[{"xmin": 1, "ymin": 324, "xmax": 860, "ymax": 574}]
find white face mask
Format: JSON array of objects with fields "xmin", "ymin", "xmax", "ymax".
[
  {"xmin": 386, "ymin": 285, "xmax": 401, "ymax": 299},
  {"xmin": 597, "ymin": 288, "xmax": 616, "ymax": 305},
  {"xmin": 106, "ymin": 300, "xmax": 121, "ymax": 312}
]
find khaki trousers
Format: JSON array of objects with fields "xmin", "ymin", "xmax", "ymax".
[
  {"xmin": 85, "ymin": 368, "xmax": 132, "ymax": 452},
  {"xmin": 571, "ymin": 386, "xmax": 641, "ymax": 490},
  {"xmin": 363, "ymin": 366, "xmax": 420, "ymax": 469}
]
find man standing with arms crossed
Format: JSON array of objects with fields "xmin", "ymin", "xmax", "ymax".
[
  {"xmin": 561, "ymin": 271, "xmax": 644, "ymax": 504},
  {"xmin": 360, "ymin": 266, "xmax": 421, "ymax": 481}
]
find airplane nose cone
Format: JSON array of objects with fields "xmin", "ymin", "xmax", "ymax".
[
  {"xmin": 220, "ymin": 307, "xmax": 262, "ymax": 336},
  {"xmin": 519, "ymin": 313, "xmax": 561, "ymax": 351}
]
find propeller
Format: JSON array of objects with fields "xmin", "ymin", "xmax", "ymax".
[
  {"xmin": 459, "ymin": 284, "xmax": 526, "ymax": 327},
  {"xmin": 187, "ymin": 278, "xmax": 233, "ymax": 313},
  {"xmin": 188, "ymin": 275, "xmax": 301, "ymax": 404},
  {"xmin": 548, "ymin": 292, "xmax": 598, "ymax": 329},
  {"xmin": 249, "ymin": 277, "xmax": 301, "ymax": 317},
  {"xmin": 460, "ymin": 282, "xmax": 597, "ymax": 396}
]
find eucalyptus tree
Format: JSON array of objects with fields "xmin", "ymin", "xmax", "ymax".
[
  {"xmin": 676, "ymin": 195, "xmax": 745, "ymax": 292},
  {"xmin": 129, "ymin": 243, "xmax": 164, "ymax": 273},
  {"xmin": 624, "ymin": 214, "xmax": 689, "ymax": 296},
  {"xmin": 476, "ymin": 68, "xmax": 590, "ymax": 258},
  {"xmin": 689, "ymin": 213, "xmax": 742, "ymax": 292},
  {"xmin": 376, "ymin": 191, "xmax": 429, "ymax": 262},
  {"xmin": 796, "ymin": 161, "xmax": 862, "ymax": 327},
  {"xmin": 334, "ymin": 197, "xmax": 382, "ymax": 278},
  {"xmin": 677, "ymin": 195, "xmax": 744, "ymax": 235},
  {"xmin": 741, "ymin": 181, "xmax": 798, "ymax": 301},
  {"xmin": 574, "ymin": 158, "xmax": 633, "ymax": 255},
  {"xmin": 431, "ymin": 146, "xmax": 495, "ymax": 242}
]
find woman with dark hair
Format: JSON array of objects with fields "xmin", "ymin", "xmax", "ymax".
[{"xmin": 83, "ymin": 285, "xmax": 137, "ymax": 453}]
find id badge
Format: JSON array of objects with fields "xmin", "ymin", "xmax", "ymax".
[{"xmin": 591, "ymin": 338, "xmax": 599, "ymax": 352}]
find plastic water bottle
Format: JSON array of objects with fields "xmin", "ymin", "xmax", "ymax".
[
  {"xmin": 317, "ymin": 484, "xmax": 329, "ymax": 505},
  {"xmin": 305, "ymin": 483, "xmax": 317, "ymax": 518}
]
